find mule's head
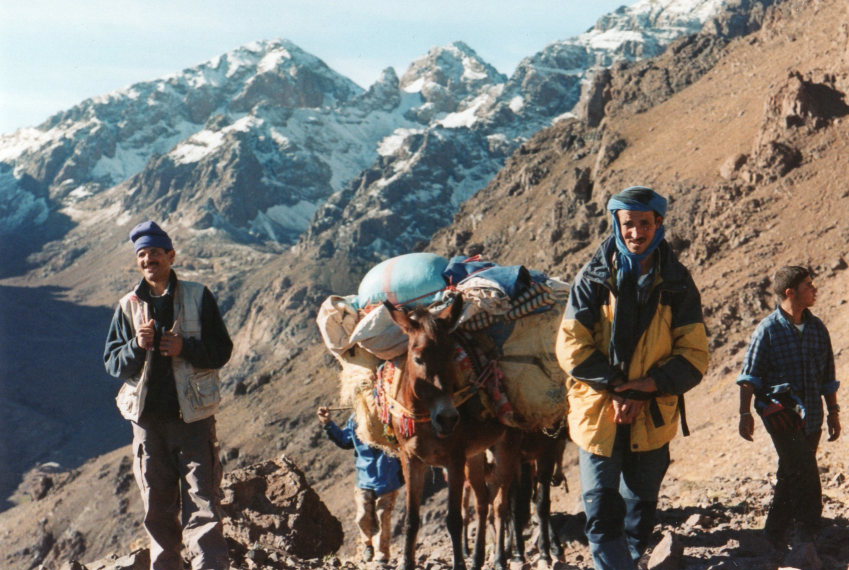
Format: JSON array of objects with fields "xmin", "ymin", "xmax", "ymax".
[{"xmin": 385, "ymin": 296, "xmax": 464, "ymax": 438}]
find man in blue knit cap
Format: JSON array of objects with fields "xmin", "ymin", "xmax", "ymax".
[
  {"xmin": 104, "ymin": 221, "xmax": 233, "ymax": 570},
  {"xmin": 556, "ymin": 187, "xmax": 709, "ymax": 569}
]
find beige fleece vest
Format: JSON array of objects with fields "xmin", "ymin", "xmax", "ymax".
[{"xmin": 116, "ymin": 279, "xmax": 221, "ymax": 423}]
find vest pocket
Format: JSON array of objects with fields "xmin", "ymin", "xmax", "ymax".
[
  {"xmin": 186, "ymin": 369, "xmax": 221, "ymax": 409},
  {"xmin": 117, "ymin": 381, "xmax": 140, "ymax": 419}
]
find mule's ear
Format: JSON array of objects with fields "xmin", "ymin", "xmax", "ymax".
[
  {"xmin": 437, "ymin": 294, "xmax": 463, "ymax": 330},
  {"xmin": 385, "ymin": 300, "xmax": 415, "ymax": 333}
]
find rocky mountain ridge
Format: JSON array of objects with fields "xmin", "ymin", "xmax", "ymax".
[{"xmin": 0, "ymin": 0, "xmax": 732, "ymax": 258}]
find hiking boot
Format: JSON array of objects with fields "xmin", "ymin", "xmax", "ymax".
[{"xmin": 362, "ymin": 545, "xmax": 374, "ymax": 562}]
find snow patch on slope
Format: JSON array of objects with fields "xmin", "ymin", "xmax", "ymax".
[
  {"xmin": 250, "ymin": 200, "xmax": 318, "ymax": 241},
  {"xmin": 0, "ymin": 166, "xmax": 48, "ymax": 235},
  {"xmin": 169, "ymin": 116, "xmax": 260, "ymax": 165}
]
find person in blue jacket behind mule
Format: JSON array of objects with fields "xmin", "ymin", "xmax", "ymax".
[{"xmin": 317, "ymin": 407, "xmax": 404, "ymax": 564}]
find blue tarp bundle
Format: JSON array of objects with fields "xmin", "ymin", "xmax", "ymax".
[
  {"xmin": 356, "ymin": 253, "xmax": 550, "ymax": 309},
  {"xmin": 356, "ymin": 253, "xmax": 449, "ymax": 308},
  {"xmin": 442, "ymin": 256, "xmax": 548, "ymax": 298}
]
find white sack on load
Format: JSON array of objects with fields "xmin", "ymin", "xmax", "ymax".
[
  {"xmin": 500, "ymin": 304, "xmax": 568, "ymax": 430},
  {"xmin": 316, "ymin": 295, "xmax": 360, "ymax": 359},
  {"xmin": 336, "ymin": 346, "xmax": 399, "ymax": 454},
  {"xmin": 337, "ymin": 346, "xmax": 380, "ymax": 406},
  {"xmin": 348, "ymin": 304, "xmax": 409, "ymax": 360},
  {"xmin": 455, "ymin": 277, "xmax": 512, "ymax": 330}
]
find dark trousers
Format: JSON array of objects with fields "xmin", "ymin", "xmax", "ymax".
[
  {"xmin": 764, "ymin": 421, "xmax": 822, "ymax": 541},
  {"xmin": 132, "ymin": 413, "xmax": 229, "ymax": 570}
]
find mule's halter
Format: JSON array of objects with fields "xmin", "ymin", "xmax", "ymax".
[{"xmin": 376, "ymin": 362, "xmax": 478, "ymax": 438}]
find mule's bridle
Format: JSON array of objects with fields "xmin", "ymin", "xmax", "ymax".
[{"xmin": 376, "ymin": 361, "xmax": 478, "ymax": 438}]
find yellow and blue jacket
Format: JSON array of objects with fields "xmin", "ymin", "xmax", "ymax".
[{"xmin": 556, "ymin": 237, "xmax": 709, "ymax": 457}]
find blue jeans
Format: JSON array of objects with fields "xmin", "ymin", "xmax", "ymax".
[{"xmin": 579, "ymin": 425, "xmax": 670, "ymax": 570}]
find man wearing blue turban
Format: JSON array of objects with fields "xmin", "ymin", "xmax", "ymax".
[{"xmin": 556, "ymin": 187, "xmax": 710, "ymax": 570}]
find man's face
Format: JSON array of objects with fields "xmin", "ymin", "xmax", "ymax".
[
  {"xmin": 789, "ymin": 276, "xmax": 817, "ymax": 308},
  {"xmin": 136, "ymin": 247, "xmax": 175, "ymax": 283},
  {"xmin": 616, "ymin": 209, "xmax": 662, "ymax": 255}
]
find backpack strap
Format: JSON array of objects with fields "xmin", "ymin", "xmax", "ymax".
[
  {"xmin": 678, "ymin": 395, "xmax": 690, "ymax": 437},
  {"xmin": 645, "ymin": 394, "xmax": 690, "ymax": 436}
]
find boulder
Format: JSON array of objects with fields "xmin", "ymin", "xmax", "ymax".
[
  {"xmin": 648, "ymin": 531, "xmax": 684, "ymax": 570},
  {"xmin": 782, "ymin": 541, "xmax": 822, "ymax": 570},
  {"xmin": 719, "ymin": 153, "xmax": 748, "ymax": 180},
  {"xmin": 221, "ymin": 455, "xmax": 344, "ymax": 563},
  {"xmin": 575, "ymin": 68, "xmax": 612, "ymax": 127}
]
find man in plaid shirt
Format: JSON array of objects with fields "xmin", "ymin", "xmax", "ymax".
[{"xmin": 737, "ymin": 266, "xmax": 841, "ymax": 552}]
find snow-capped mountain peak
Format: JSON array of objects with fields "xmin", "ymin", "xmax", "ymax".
[
  {"xmin": 584, "ymin": 0, "xmax": 727, "ymax": 58},
  {"xmin": 400, "ymin": 41, "xmax": 506, "ymax": 95},
  {"xmin": 0, "ymin": 0, "xmax": 749, "ymax": 251}
]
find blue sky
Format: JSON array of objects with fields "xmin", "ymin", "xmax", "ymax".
[{"xmin": 0, "ymin": 1, "xmax": 627, "ymax": 134}]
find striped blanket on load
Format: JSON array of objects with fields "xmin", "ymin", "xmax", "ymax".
[{"xmin": 457, "ymin": 280, "xmax": 564, "ymax": 331}]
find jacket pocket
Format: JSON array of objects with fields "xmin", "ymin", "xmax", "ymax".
[{"xmin": 186, "ymin": 369, "xmax": 221, "ymax": 409}]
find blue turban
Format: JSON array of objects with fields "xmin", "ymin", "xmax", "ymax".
[
  {"xmin": 606, "ymin": 186, "xmax": 667, "ymax": 281},
  {"xmin": 130, "ymin": 221, "xmax": 173, "ymax": 252}
]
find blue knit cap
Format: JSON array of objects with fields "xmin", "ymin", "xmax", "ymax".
[
  {"xmin": 130, "ymin": 221, "xmax": 173, "ymax": 252},
  {"xmin": 606, "ymin": 186, "xmax": 667, "ymax": 280}
]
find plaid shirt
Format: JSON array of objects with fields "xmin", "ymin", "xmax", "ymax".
[{"xmin": 738, "ymin": 306, "xmax": 839, "ymax": 433}]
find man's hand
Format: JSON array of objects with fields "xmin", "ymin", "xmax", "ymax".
[
  {"xmin": 137, "ymin": 319, "xmax": 155, "ymax": 350},
  {"xmin": 827, "ymin": 411, "xmax": 841, "ymax": 442},
  {"xmin": 739, "ymin": 413, "xmax": 754, "ymax": 441},
  {"xmin": 159, "ymin": 331, "xmax": 183, "ymax": 357},
  {"xmin": 611, "ymin": 395, "xmax": 646, "ymax": 424},
  {"xmin": 611, "ymin": 376, "xmax": 654, "ymax": 424},
  {"xmin": 620, "ymin": 399, "xmax": 647, "ymax": 423},
  {"xmin": 317, "ymin": 406, "xmax": 331, "ymax": 425},
  {"xmin": 614, "ymin": 376, "xmax": 658, "ymax": 394},
  {"xmin": 611, "ymin": 394, "xmax": 626, "ymax": 423}
]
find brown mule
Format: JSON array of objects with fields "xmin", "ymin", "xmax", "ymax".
[
  {"xmin": 385, "ymin": 297, "xmax": 519, "ymax": 570},
  {"xmin": 508, "ymin": 426, "xmax": 569, "ymax": 564}
]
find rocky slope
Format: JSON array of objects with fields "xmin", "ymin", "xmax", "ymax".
[{"xmin": 6, "ymin": 0, "xmax": 849, "ymax": 568}]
